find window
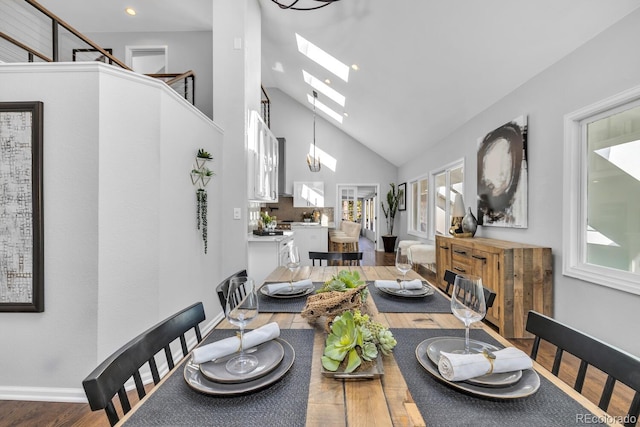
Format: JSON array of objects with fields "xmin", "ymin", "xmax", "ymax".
[
  {"xmin": 564, "ymin": 86, "xmax": 640, "ymax": 295},
  {"xmin": 408, "ymin": 176, "xmax": 428, "ymax": 237},
  {"xmin": 433, "ymin": 161, "xmax": 464, "ymax": 237},
  {"xmin": 407, "ymin": 159, "xmax": 464, "ymax": 239}
]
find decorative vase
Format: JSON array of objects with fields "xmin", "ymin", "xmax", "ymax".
[{"xmin": 462, "ymin": 207, "xmax": 478, "ymax": 237}]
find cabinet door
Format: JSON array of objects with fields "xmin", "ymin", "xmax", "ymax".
[
  {"xmin": 294, "ymin": 182, "xmax": 324, "ymax": 207},
  {"xmin": 435, "ymin": 236, "xmax": 451, "ymax": 292},
  {"xmin": 471, "ymin": 249, "xmax": 500, "ymax": 326},
  {"xmin": 248, "ymin": 111, "xmax": 278, "ymax": 202}
]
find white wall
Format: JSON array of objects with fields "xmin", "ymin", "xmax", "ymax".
[
  {"xmin": 267, "ymin": 88, "xmax": 398, "ymax": 249},
  {"xmin": 0, "ymin": 62, "xmax": 224, "ymax": 401},
  {"xmin": 86, "ymin": 30, "xmax": 214, "ymax": 120},
  {"xmin": 398, "ymin": 10, "xmax": 640, "ymax": 356}
]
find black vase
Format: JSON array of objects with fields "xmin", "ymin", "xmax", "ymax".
[{"xmin": 462, "ymin": 208, "xmax": 478, "ymax": 237}]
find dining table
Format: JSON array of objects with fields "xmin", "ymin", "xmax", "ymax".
[{"xmin": 117, "ymin": 265, "xmax": 619, "ymax": 426}]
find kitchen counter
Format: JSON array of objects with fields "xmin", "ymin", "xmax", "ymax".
[{"xmin": 247, "ymin": 231, "xmax": 294, "ymax": 242}]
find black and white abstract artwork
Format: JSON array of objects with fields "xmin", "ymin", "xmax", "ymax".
[
  {"xmin": 0, "ymin": 102, "xmax": 44, "ymax": 312},
  {"xmin": 477, "ymin": 115, "xmax": 528, "ymax": 228}
]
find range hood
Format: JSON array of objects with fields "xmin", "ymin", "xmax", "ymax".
[{"xmin": 277, "ymin": 137, "xmax": 292, "ymax": 196}]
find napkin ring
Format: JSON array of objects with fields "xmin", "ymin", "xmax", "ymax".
[{"xmin": 482, "ymin": 349, "xmax": 496, "ymax": 374}]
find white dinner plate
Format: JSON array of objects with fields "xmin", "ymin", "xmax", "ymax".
[
  {"xmin": 416, "ymin": 338, "xmax": 540, "ymax": 399},
  {"xmin": 260, "ymin": 284, "xmax": 314, "ymax": 299},
  {"xmin": 199, "ymin": 339, "xmax": 285, "ymax": 384},
  {"xmin": 184, "ymin": 338, "xmax": 295, "ymax": 395},
  {"xmin": 377, "ymin": 282, "xmax": 435, "ymax": 298},
  {"xmin": 426, "ymin": 337, "xmax": 522, "ymax": 387}
]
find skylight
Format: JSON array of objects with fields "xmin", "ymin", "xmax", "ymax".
[
  {"xmin": 302, "ymin": 70, "xmax": 345, "ymax": 107},
  {"xmin": 307, "ymin": 93, "xmax": 343, "ymax": 123},
  {"xmin": 594, "ymin": 139, "xmax": 640, "ymax": 181},
  {"xmin": 296, "ymin": 33, "xmax": 349, "ymax": 82}
]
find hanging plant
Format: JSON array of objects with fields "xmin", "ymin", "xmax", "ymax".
[{"xmin": 191, "ymin": 148, "xmax": 214, "ymax": 254}]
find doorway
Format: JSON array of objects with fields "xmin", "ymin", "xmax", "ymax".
[
  {"xmin": 125, "ymin": 45, "xmax": 168, "ymax": 74},
  {"xmin": 336, "ymin": 184, "xmax": 380, "ymax": 259}
]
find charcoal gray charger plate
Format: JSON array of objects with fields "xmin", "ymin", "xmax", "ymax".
[
  {"xmin": 199, "ymin": 339, "xmax": 285, "ymax": 384},
  {"xmin": 184, "ymin": 338, "xmax": 294, "ymax": 395},
  {"xmin": 425, "ymin": 337, "xmax": 522, "ymax": 387},
  {"xmin": 259, "ymin": 285, "xmax": 314, "ymax": 299},
  {"xmin": 377, "ymin": 283, "xmax": 435, "ymax": 298},
  {"xmin": 416, "ymin": 338, "xmax": 539, "ymax": 399}
]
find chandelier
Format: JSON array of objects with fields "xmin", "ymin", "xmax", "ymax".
[
  {"xmin": 307, "ymin": 91, "xmax": 321, "ymax": 172},
  {"xmin": 270, "ymin": 0, "xmax": 340, "ymax": 11}
]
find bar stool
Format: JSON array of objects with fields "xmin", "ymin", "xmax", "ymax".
[{"xmin": 330, "ymin": 221, "xmax": 361, "ymax": 252}]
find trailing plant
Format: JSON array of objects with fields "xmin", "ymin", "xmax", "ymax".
[
  {"xmin": 196, "ymin": 189, "xmax": 208, "ymax": 253},
  {"xmin": 192, "ymin": 148, "xmax": 214, "ymax": 254},
  {"xmin": 380, "ymin": 183, "xmax": 403, "ymax": 236},
  {"xmin": 321, "ymin": 309, "xmax": 397, "ymax": 373}
]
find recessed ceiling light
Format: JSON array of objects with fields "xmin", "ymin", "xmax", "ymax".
[
  {"xmin": 343, "ymin": 112, "xmax": 349, "ymax": 117},
  {"xmin": 125, "ymin": 7, "xmax": 136, "ymax": 16},
  {"xmin": 351, "ymin": 64, "xmax": 359, "ymax": 71},
  {"xmin": 324, "ymin": 79, "xmax": 331, "ymax": 85}
]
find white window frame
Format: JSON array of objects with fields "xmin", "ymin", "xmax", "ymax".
[
  {"xmin": 563, "ymin": 85, "xmax": 640, "ymax": 295},
  {"xmin": 407, "ymin": 174, "xmax": 429, "ymax": 239},
  {"xmin": 430, "ymin": 158, "xmax": 465, "ymax": 239}
]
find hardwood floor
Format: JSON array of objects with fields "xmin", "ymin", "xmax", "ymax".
[{"xmin": 2, "ymin": 241, "xmax": 634, "ymax": 426}]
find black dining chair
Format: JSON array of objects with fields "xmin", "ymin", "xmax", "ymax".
[
  {"xmin": 309, "ymin": 251, "xmax": 363, "ymax": 266},
  {"xmin": 82, "ymin": 302, "xmax": 206, "ymax": 426},
  {"xmin": 443, "ymin": 269, "xmax": 496, "ymax": 309},
  {"xmin": 215, "ymin": 269, "xmax": 248, "ymax": 308},
  {"xmin": 526, "ymin": 310, "xmax": 640, "ymax": 426}
]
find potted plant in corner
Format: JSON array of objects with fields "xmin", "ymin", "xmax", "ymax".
[{"xmin": 381, "ymin": 183, "xmax": 403, "ymax": 253}]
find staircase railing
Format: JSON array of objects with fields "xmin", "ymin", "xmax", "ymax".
[
  {"xmin": 261, "ymin": 85, "xmax": 271, "ymax": 128},
  {"xmin": 0, "ymin": 0, "xmax": 195, "ymax": 105}
]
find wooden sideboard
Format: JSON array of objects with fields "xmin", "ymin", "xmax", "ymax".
[{"xmin": 435, "ymin": 235, "xmax": 552, "ymax": 338}]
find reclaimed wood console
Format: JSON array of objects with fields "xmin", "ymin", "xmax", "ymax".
[{"xmin": 435, "ymin": 235, "xmax": 552, "ymax": 338}]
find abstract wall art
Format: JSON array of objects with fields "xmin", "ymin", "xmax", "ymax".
[
  {"xmin": 477, "ymin": 115, "xmax": 528, "ymax": 229},
  {"xmin": 0, "ymin": 102, "xmax": 44, "ymax": 312}
]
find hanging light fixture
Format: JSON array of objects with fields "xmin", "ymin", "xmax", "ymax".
[
  {"xmin": 270, "ymin": 0, "xmax": 340, "ymax": 11},
  {"xmin": 307, "ymin": 91, "xmax": 321, "ymax": 172}
]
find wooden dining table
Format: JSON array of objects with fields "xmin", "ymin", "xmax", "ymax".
[{"xmin": 118, "ymin": 266, "xmax": 618, "ymax": 426}]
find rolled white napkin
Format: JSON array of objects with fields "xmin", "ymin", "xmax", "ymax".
[
  {"xmin": 438, "ymin": 347, "xmax": 533, "ymax": 381},
  {"xmin": 264, "ymin": 279, "xmax": 313, "ymax": 295},
  {"xmin": 191, "ymin": 322, "xmax": 280, "ymax": 364},
  {"xmin": 374, "ymin": 279, "xmax": 423, "ymax": 290}
]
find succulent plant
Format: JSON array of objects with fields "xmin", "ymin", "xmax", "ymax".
[
  {"xmin": 197, "ymin": 148, "xmax": 213, "ymax": 159},
  {"xmin": 317, "ymin": 270, "xmax": 368, "ymax": 302}
]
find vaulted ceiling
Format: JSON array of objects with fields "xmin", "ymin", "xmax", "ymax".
[{"xmin": 39, "ymin": 0, "xmax": 640, "ymax": 166}]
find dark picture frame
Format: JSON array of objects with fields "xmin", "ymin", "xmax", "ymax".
[
  {"xmin": 0, "ymin": 101, "xmax": 44, "ymax": 312},
  {"xmin": 397, "ymin": 182, "xmax": 407, "ymax": 211}
]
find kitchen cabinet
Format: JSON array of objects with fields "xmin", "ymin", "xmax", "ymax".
[
  {"xmin": 293, "ymin": 181, "xmax": 324, "ymax": 207},
  {"xmin": 248, "ymin": 110, "xmax": 278, "ymax": 202},
  {"xmin": 248, "ymin": 233, "xmax": 293, "ymax": 285},
  {"xmin": 435, "ymin": 235, "xmax": 552, "ymax": 339},
  {"xmin": 291, "ymin": 224, "xmax": 328, "ymax": 266}
]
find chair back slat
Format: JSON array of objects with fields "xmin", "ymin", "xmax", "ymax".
[
  {"xmin": 442, "ymin": 269, "xmax": 497, "ymax": 309},
  {"xmin": 164, "ymin": 346, "xmax": 175, "ymax": 371},
  {"xmin": 216, "ymin": 270, "xmax": 248, "ymax": 308},
  {"xmin": 132, "ymin": 372, "xmax": 145, "ymax": 399},
  {"xmin": 309, "ymin": 251, "xmax": 363, "ymax": 266},
  {"xmin": 82, "ymin": 302, "xmax": 206, "ymax": 426},
  {"xmin": 526, "ymin": 310, "xmax": 640, "ymax": 420},
  {"xmin": 628, "ymin": 394, "xmax": 640, "ymax": 427}
]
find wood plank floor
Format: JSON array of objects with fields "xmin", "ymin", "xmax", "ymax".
[{"xmin": 2, "ymin": 238, "xmax": 634, "ymax": 426}]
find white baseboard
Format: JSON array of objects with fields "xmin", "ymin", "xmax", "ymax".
[{"xmin": 0, "ymin": 313, "xmax": 224, "ymax": 403}]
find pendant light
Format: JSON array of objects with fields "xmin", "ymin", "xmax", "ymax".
[
  {"xmin": 270, "ymin": 0, "xmax": 340, "ymax": 11},
  {"xmin": 307, "ymin": 91, "xmax": 321, "ymax": 172}
]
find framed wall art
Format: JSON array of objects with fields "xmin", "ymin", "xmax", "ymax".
[
  {"xmin": 0, "ymin": 101, "xmax": 44, "ymax": 312},
  {"xmin": 477, "ymin": 115, "xmax": 528, "ymax": 228},
  {"xmin": 397, "ymin": 182, "xmax": 406, "ymax": 211}
]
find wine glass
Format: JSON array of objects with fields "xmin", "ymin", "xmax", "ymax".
[
  {"xmin": 450, "ymin": 274, "xmax": 486, "ymax": 354},
  {"xmin": 225, "ymin": 277, "xmax": 259, "ymax": 374},
  {"xmin": 395, "ymin": 248, "xmax": 413, "ymax": 292},
  {"xmin": 283, "ymin": 245, "xmax": 300, "ymax": 284}
]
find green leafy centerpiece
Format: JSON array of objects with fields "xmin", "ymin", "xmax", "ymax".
[
  {"xmin": 321, "ymin": 309, "xmax": 397, "ymax": 374},
  {"xmin": 301, "ymin": 270, "xmax": 368, "ymax": 325}
]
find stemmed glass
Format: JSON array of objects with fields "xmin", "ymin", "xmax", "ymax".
[
  {"xmin": 395, "ymin": 248, "xmax": 413, "ymax": 292},
  {"xmin": 451, "ymin": 274, "xmax": 486, "ymax": 354},
  {"xmin": 225, "ymin": 277, "xmax": 259, "ymax": 374},
  {"xmin": 283, "ymin": 245, "xmax": 301, "ymax": 284}
]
